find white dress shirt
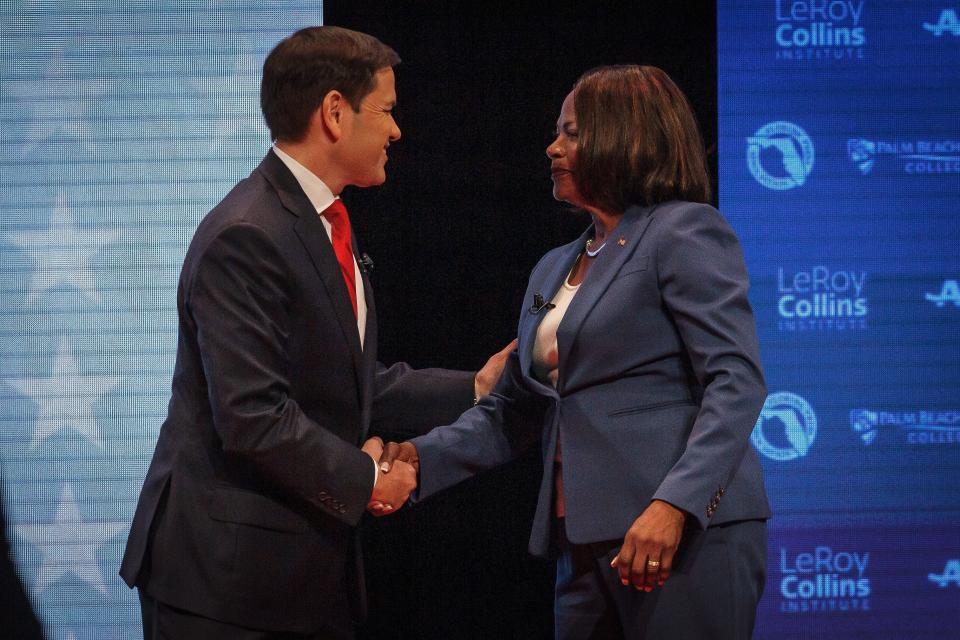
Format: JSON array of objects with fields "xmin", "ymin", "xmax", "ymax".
[{"xmin": 272, "ymin": 144, "xmax": 368, "ymax": 349}]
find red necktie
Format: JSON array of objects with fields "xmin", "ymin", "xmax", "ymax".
[{"xmin": 322, "ymin": 199, "xmax": 358, "ymax": 318}]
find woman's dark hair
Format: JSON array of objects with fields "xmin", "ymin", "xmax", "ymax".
[
  {"xmin": 572, "ymin": 65, "xmax": 711, "ymax": 211},
  {"xmin": 260, "ymin": 26, "xmax": 400, "ymax": 142}
]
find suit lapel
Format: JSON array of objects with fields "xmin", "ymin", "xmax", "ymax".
[
  {"xmin": 257, "ymin": 151, "xmax": 365, "ymax": 399},
  {"xmin": 357, "ymin": 239, "xmax": 378, "ymax": 442},
  {"xmin": 554, "ymin": 204, "xmax": 659, "ymax": 390}
]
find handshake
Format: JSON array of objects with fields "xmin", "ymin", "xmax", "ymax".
[
  {"xmin": 361, "ymin": 437, "xmax": 419, "ymax": 516},
  {"xmin": 355, "ymin": 338, "xmax": 517, "ymax": 517}
]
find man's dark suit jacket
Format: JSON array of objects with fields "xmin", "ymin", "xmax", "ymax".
[
  {"xmin": 120, "ymin": 150, "xmax": 473, "ymax": 636},
  {"xmin": 2, "ymin": 468, "xmax": 45, "ymax": 640}
]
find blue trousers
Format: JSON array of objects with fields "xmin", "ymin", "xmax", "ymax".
[{"xmin": 554, "ymin": 519, "xmax": 767, "ymax": 640}]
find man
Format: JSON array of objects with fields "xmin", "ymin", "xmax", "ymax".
[{"xmin": 120, "ymin": 26, "xmax": 509, "ymax": 639}]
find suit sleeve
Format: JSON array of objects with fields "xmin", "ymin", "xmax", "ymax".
[
  {"xmin": 370, "ymin": 362, "xmax": 475, "ymax": 441},
  {"xmin": 188, "ymin": 223, "xmax": 374, "ymax": 526},
  {"xmin": 650, "ymin": 205, "xmax": 767, "ymax": 529},
  {"xmin": 410, "ymin": 349, "xmax": 543, "ymax": 501}
]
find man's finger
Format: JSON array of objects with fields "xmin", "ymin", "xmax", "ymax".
[
  {"xmin": 361, "ymin": 436, "xmax": 384, "ymax": 458},
  {"xmin": 368, "ymin": 503, "xmax": 393, "ymax": 517}
]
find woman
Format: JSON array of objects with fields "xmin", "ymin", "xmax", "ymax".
[{"xmin": 379, "ymin": 65, "xmax": 771, "ymax": 639}]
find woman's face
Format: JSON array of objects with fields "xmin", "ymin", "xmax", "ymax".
[{"xmin": 546, "ymin": 91, "xmax": 584, "ymax": 207}]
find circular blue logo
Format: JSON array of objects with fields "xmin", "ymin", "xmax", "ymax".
[
  {"xmin": 751, "ymin": 392, "xmax": 817, "ymax": 461},
  {"xmin": 747, "ymin": 121, "xmax": 815, "ymax": 190}
]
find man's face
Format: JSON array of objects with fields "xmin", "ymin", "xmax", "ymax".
[{"xmin": 338, "ymin": 67, "xmax": 401, "ymax": 188}]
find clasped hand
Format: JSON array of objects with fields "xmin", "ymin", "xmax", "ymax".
[{"xmin": 361, "ymin": 437, "xmax": 417, "ymax": 517}]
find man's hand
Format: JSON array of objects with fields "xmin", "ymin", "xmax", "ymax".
[
  {"xmin": 474, "ymin": 338, "xmax": 518, "ymax": 400},
  {"xmin": 610, "ymin": 500, "xmax": 687, "ymax": 591},
  {"xmin": 361, "ymin": 436, "xmax": 384, "ymax": 461},
  {"xmin": 367, "ymin": 459, "xmax": 417, "ymax": 516},
  {"xmin": 361, "ymin": 437, "xmax": 417, "ymax": 515}
]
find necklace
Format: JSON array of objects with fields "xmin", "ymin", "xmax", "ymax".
[{"xmin": 585, "ymin": 238, "xmax": 606, "ymax": 257}]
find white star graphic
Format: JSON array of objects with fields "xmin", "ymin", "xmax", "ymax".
[
  {"xmin": 16, "ymin": 485, "xmax": 126, "ymax": 596},
  {"xmin": 8, "ymin": 191, "xmax": 120, "ymax": 304},
  {"xmin": 7, "ymin": 337, "xmax": 120, "ymax": 449}
]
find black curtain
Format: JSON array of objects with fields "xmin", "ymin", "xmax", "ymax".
[{"xmin": 324, "ymin": 2, "xmax": 717, "ymax": 637}]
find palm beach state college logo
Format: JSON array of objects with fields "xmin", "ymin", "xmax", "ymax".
[
  {"xmin": 850, "ymin": 409, "xmax": 960, "ymax": 445},
  {"xmin": 751, "ymin": 392, "xmax": 817, "ymax": 461},
  {"xmin": 748, "ymin": 122, "xmax": 815, "ymax": 190},
  {"xmin": 848, "ymin": 138, "xmax": 960, "ymax": 175}
]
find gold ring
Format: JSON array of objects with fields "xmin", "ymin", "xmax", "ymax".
[{"xmin": 646, "ymin": 560, "xmax": 661, "ymax": 568}]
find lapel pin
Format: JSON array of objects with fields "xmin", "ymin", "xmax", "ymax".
[{"xmin": 617, "ymin": 237, "xmax": 626, "ymax": 246}]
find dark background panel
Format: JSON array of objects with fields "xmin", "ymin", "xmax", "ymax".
[{"xmin": 324, "ymin": 2, "xmax": 717, "ymax": 637}]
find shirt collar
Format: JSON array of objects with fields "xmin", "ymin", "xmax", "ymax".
[{"xmin": 272, "ymin": 144, "xmax": 337, "ymax": 214}]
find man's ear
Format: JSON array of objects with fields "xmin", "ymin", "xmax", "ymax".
[{"xmin": 319, "ymin": 90, "xmax": 347, "ymax": 141}]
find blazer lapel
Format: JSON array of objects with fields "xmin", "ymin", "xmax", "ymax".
[
  {"xmin": 356, "ymin": 239, "xmax": 378, "ymax": 442},
  {"xmin": 554, "ymin": 204, "xmax": 659, "ymax": 390},
  {"xmin": 518, "ymin": 230, "xmax": 589, "ymax": 396},
  {"xmin": 258, "ymin": 151, "xmax": 365, "ymax": 397}
]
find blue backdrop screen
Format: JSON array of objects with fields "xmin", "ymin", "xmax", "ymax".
[
  {"xmin": 718, "ymin": 1, "xmax": 960, "ymax": 636},
  {"xmin": 0, "ymin": 3, "xmax": 322, "ymax": 639},
  {"xmin": 3, "ymin": 2, "xmax": 958, "ymax": 638}
]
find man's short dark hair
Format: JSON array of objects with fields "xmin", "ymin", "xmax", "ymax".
[
  {"xmin": 260, "ymin": 26, "xmax": 400, "ymax": 142},
  {"xmin": 572, "ymin": 65, "xmax": 711, "ymax": 211}
]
